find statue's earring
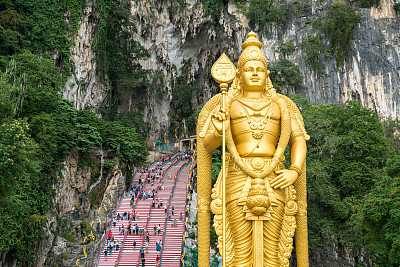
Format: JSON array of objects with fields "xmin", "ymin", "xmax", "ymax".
[{"xmin": 264, "ymin": 78, "xmax": 273, "ymax": 97}]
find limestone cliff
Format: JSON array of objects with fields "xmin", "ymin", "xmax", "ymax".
[
  {"xmin": 63, "ymin": 0, "xmax": 399, "ymax": 137},
  {"xmin": 63, "ymin": 0, "xmax": 108, "ymax": 112},
  {"xmin": 34, "ymin": 149, "xmax": 126, "ymax": 267},
  {"xmin": 128, "ymin": 0, "xmax": 399, "ymax": 138}
]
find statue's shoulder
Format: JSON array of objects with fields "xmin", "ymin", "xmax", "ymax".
[
  {"xmin": 199, "ymin": 94, "xmax": 222, "ymax": 118},
  {"xmin": 276, "ymin": 93, "xmax": 301, "ymax": 116},
  {"xmin": 276, "ymin": 94, "xmax": 310, "ymax": 140},
  {"xmin": 197, "ymin": 94, "xmax": 222, "ymax": 137}
]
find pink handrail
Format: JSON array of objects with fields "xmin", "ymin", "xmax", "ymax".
[
  {"xmin": 159, "ymin": 160, "xmax": 190, "ymax": 266},
  {"xmin": 93, "ymin": 184, "xmax": 125, "ymax": 267},
  {"xmin": 93, "ymin": 168, "xmax": 137, "ymax": 266},
  {"xmin": 161, "ymin": 161, "xmax": 196, "ymax": 267}
]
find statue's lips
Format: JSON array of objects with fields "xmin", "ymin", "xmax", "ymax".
[{"xmin": 250, "ymin": 77, "xmax": 260, "ymax": 82}]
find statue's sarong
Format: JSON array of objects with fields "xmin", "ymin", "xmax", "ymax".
[{"xmin": 224, "ymin": 157, "xmax": 286, "ymax": 267}]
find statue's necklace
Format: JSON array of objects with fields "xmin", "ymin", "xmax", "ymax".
[
  {"xmin": 237, "ymin": 99, "xmax": 272, "ymax": 139},
  {"xmin": 237, "ymin": 97, "xmax": 272, "ymax": 111}
]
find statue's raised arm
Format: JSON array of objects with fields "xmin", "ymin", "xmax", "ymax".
[{"xmin": 197, "ymin": 31, "xmax": 309, "ymax": 267}]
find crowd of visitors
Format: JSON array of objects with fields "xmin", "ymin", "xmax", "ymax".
[{"xmin": 101, "ymin": 153, "xmax": 187, "ymax": 265}]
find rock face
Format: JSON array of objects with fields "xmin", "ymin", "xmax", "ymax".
[
  {"xmin": 62, "ymin": 0, "xmax": 399, "ymax": 136},
  {"xmin": 55, "ymin": 149, "xmax": 91, "ymax": 215},
  {"xmin": 126, "ymin": 0, "xmax": 400, "ymax": 139},
  {"xmin": 295, "ymin": 0, "xmax": 400, "ymax": 119},
  {"xmin": 63, "ymin": 0, "xmax": 107, "ymax": 111},
  {"xmin": 34, "ymin": 150, "xmax": 126, "ymax": 267}
]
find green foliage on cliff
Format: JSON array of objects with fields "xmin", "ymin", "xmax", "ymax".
[
  {"xmin": 0, "ymin": 0, "xmax": 85, "ymax": 71},
  {"xmin": 93, "ymin": 0, "xmax": 150, "ymax": 134},
  {"xmin": 268, "ymin": 59, "xmax": 303, "ymax": 92},
  {"xmin": 170, "ymin": 60, "xmax": 202, "ymax": 137},
  {"xmin": 394, "ymin": 3, "xmax": 400, "ymax": 14},
  {"xmin": 301, "ymin": 35, "xmax": 325, "ymax": 73},
  {"xmin": 323, "ymin": 1, "xmax": 361, "ymax": 68},
  {"xmin": 300, "ymin": 2, "xmax": 360, "ymax": 71},
  {"xmin": 0, "ymin": 49, "xmax": 147, "ymax": 265},
  {"xmin": 356, "ymin": 0, "xmax": 380, "ymax": 8},
  {"xmin": 278, "ymin": 40, "xmax": 295, "ymax": 57},
  {"xmin": 244, "ymin": 0, "xmax": 287, "ymax": 34}
]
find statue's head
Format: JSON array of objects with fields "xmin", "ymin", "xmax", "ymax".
[{"xmin": 230, "ymin": 31, "xmax": 274, "ymax": 98}]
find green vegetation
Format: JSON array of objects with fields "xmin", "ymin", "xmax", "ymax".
[
  {"xmin": 322, "ymin": 1, "xmax": 361, "ymax": 68},
  {"xmin": 244, "ymin": 0, "xmax": 287, "ymax": 35},
  {"xmin": 93, "ymin": 0, "xmax": 150, "ymax": 134},
  {"xmin": 355, "ymin": 0, "xmax": 380, "ymax": 8},
  {"xmin": 394, "ymin": 3, "xmax": 400, "ymax": 14},
  {"xmin": 170, "ymin": 60, "xmax": 202, "ymax": 137},
  {"xmin": 183, "ymin": 247, "xmax": 198, "ymax": 267},
  {"xmin": 300, "ymin": 2, "xmax": 360, "ymax": 71},
  {"xmin": 301, "ymin": 35, "xmax": 325, "ymax": 73},
  {"xmin": 268, "ymin": 59, "xmax": 303, "ymax": 92},
  {"xmin": 278, "ymin": 40, "xmax": 295, "ymax": 58},
  {"xmin": 0, "ymin": 0, "xmax": 85, "ymax": 71},
  {"xmin": 0, "ymin": 0, "xmax": 148, "ymax": 264},
  {"xmin": 290, "ymin": 96, "xmax": 400, "ymax": 264},
  {"xmin": 0, "ymin": 51, "xmax": 147, "ymax": 264},
  {"xmin": 291, "ymin": 0, "xmax": 311, "ymax": 15},
  {"xmin": 201, "ymin": 0, "xmax": 226, "ymax": 22}
]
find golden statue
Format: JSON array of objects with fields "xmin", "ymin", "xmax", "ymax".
[{"xmin": 196, "ymin": 32, "xmax": 310, "ymax": 267}]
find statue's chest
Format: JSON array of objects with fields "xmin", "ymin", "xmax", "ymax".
[
  {"xmin": 230, "ymin": 99, "xmax": 280, "ymax": 120},
  {"xmin": 230, "ymin": 99, "xmax": 281, "ymax": 139}
]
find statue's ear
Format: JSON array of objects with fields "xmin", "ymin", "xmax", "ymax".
[{"xmin": 236, "ymin": 69, "xmax": 240, "ymax": 77}]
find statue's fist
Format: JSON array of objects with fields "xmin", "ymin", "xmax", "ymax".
[{"xmin": 211, "ymin": 109, "xmax": 229, "ymax": 135}]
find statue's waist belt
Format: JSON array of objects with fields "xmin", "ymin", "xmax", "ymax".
[
  {"xmin": 226, "ymin": 157, "xmax": 285, "ymax": 204},
  {"xmin": 229, "ymin": 156, "xmax": 284, "ymax": 173}
]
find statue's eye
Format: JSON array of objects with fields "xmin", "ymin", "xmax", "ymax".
[
  {"xmin": 245, "ymin": 67, "xmax": 252, "ymax": 72},
  {"xmin": 257, "ymin": 67, "xmax": 265, "ymax": 72}
]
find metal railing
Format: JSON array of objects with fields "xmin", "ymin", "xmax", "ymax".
[
  {"xmin": 93, "ymin": 170, "xmax": 136, "ymax": 267},
  {"xmin": 159, "ymin": 161, "xmax": 192, "ymax": 266}
]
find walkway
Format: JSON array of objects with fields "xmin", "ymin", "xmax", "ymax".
[
  {"xmin": 93, "ymin": 153, "xmax": 196, "ymax": 267},
  {"xmin": 160, "ymin": 160, "xmax": 196, "ymax": 267}
]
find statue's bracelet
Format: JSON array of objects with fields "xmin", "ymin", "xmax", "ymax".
[
  {"xmin": 289, "ymin": 165, "xmax": 301, "ymax": 175},
  {"xmin": 214, "ymin": 130, "xmax": 222, "ymax": 138}
]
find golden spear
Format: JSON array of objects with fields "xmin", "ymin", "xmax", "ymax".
[{"xmin": 211, "ymin": 53, "xmax": 236, "ymax": 266}]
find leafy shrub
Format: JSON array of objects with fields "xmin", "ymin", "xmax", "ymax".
[
  {"xmin": 356, "ymin": 0, "xmax": 379, "ymax": 8},
  {"xmin": 268, "ymin": 59, "xmax": 303, "ymax": 92},
  {"xmin": 278, "ymin": 40, "xmax": 295, "ymax": 57},
  {"xmin": 301, "ymin": 35, "xmax": 325, "ymax": 73},
  {"xmin": 189, "ymin": 231, "xmax": 196, "ymax": 239},
  {"xmin": 244, "ymin": 0, "xmax": 287, "ymax": 34},
  {"xmin": 394, "ymin": 3, "xmax": 400, "ymax": 13},
  {"xmin": 322, "ymin": 1, "xmax": 361, "ymax": 68},
  {"xmin": 102, "ymin": 121, "xmax": 147, "ymax": 163}
]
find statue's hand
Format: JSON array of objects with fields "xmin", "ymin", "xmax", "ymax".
[
  {"xmin": 211, "ymin": 109, "xmax": 229, "ymax": 135},
  {"xmin": 271, "ymin": 169, "xmax": 298, "ymax": 189}
]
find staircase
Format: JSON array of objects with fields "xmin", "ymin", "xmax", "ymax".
[
  {"xmin": 93, "ymin": 153, "xmax": 197, "ymax": 267},
  {"xmin": 118, "ymin": 158, "xmax": 185, "ymax": 267},
  {"xmin": 160, "ymin": 160, "xmax": 196, "ymax": 267}
]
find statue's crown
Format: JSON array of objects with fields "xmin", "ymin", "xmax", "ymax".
[{"xmin": 238, "ymin": 31, "xmax": 268, "ymax": 71}]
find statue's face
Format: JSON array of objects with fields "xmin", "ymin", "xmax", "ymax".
[{"xmin": 240, "ymin": 60, "xmax": 266, "ymax": 93}]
